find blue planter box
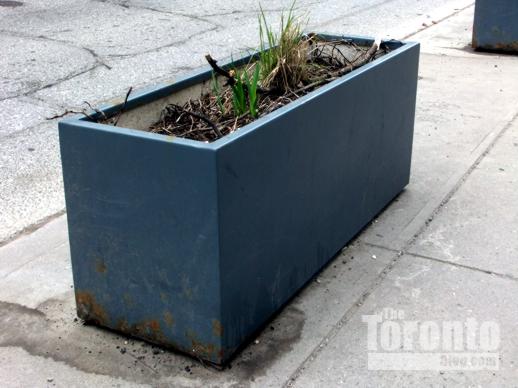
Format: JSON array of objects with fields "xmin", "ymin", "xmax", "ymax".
[
  {"xmin": 59, "ymin": 36, "xmax": 419, "ymax": 365},
  {"xmin": 473, "ymin": 0, "xmax": 518, "ymax": 52}
]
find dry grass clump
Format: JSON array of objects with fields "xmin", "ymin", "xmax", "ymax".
[{"xmin": 258, "ymin": 4, "xmax": 309, "ymax": 92}]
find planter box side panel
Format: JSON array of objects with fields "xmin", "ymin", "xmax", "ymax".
[
  {"xmin": 216, "ymin": 43, "xmax": 419, "ymax": 353},
  {"xmin": 473, "ymin": 0, "xmax": 518, "ymax": 52},
  {"xmin": 59, "ymin": 124, "xmax": 224, "ymax": 362}
]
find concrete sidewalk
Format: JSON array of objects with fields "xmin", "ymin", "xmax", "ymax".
[{"xmin": 1, "ymin": 4, "xmax": 518, "ymax": 388}]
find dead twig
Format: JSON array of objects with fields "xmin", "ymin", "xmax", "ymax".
[
  {"xmin": 353, "ymin": 42, "xmax": 378, "ymax": 66},
  {"xmin": 291, "ymin": 43, "xmax": 378, "ymax": 96},
  {"xmin": 83, "ymin": 101, "xmax": 108, "ymax": 121},
  {"xmin": 205, "ymin": 54, "xmax": 272, "ymax": 94},
  {"xmin": 113, "ymin": 86, "xmax": 133, "ymax": 126},
  {"xmin": 170, "ymin": 104, "xmax": 223, "ymax": 139},
  {"xmin": 205, "ymin": 54, "xmax": 236, "ymax": 87},
  {"xmin": 46, "ymin": 109, "xmax": 94, "ymax": 120},
  {"xmin": 293, "ymin": 76, "xmax": 338, "ymax": 94}
]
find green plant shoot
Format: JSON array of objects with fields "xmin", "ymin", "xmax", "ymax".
[
  {"xmin": 231, "ymin": 71, "xmax": 247, "ymax": 116},
  {"xmin": 245, "ymin": 63, "xmax": 261, "ymax": 118}
]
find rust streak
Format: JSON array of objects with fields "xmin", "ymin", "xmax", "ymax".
[
  {"xmin": 95, "ymin": 258, "xmax": 107, "ymax": 274},
  {"xmin": 493, "ymin": 41, "xmax": 518, "ymax": 52},
  {"xmin": 163, "ymin": 311, "xmax": 174, "ymax": 327},
  {"xmin": 133, "ymin": 320, "xmax": 168, "ymax": 343},
  {"xmin": 212, "ymin": 319, "xmax": 223, "ymax": 337},
  {"xmin": 75, "ymin": 291, "xmax": 109, "ymax": 325},
  {"xmin": 186, "ymin": 329, "xmax": 220, "ymax": 360}
]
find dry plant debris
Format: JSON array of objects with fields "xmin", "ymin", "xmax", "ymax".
[
  {"xmin": 149, "ymin": 38, "xmax": 388, "ymax": 142},
  {"xmin": 101, "ymin": 4, "xmax": 391, "ymax": 142}
]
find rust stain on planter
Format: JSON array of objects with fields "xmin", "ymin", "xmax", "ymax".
[
  {"xmin": 116, "ymin": 319, "xmax": 130, "ymax": 331},
  {"xmin": 75, "ymin": 291, "xmax": 109, "ymax": 325},
  {"xmin": 163, "ymin": 311, "xmax": 174, "ymax": 327},
  {"xmin": 474, "ymin": 40, "xmax": 518, "ymax": 52},
  {"xmin": 95, "ymin": 258, "xmax": 107, "ymax": 274},
  {"xmin": 212, "ymin": 319, "xmax": 223, "ymax": 337},
  {"xmin": 493, "ymin": 41, "xmax": 518, "ymax": 51},
  {"xmin": 136, "ymin": 319, "xmax": 162, "ymax": 335},
  {"xmin": 186, "ymin": 329, "xmax": 221, "ymax": 360},
  {"xmin": 472, "ymin": 24, "xmax": 478, "ymax": 49},
  {"xmin": 116, "ymin": 317, "xmax": 169, "ymax": 344}
]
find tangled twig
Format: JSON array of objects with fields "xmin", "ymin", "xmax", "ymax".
[{"xmin": 113, "ymin": 86, "xmax": 133, "ymax": 126}]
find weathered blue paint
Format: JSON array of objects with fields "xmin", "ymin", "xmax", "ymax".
[
  {"xmin": 473, "ymin": 0, "xmax": 518, "ymax": 52},
  {"xmin": 59, "ymin": 36, "xmax": 420, "ymax": 365}
]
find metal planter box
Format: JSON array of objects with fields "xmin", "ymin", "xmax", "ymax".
[
  {"xmin": 473, "ymin": 0, "xmax": 518, "ymax": 52},
  {"xmin": 59, "ymin": 36, "xmax": 419, "ymax": 365}
]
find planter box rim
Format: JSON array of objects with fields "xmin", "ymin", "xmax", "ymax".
[{"xmin": 60, "ymin": 35, "xmax": 418, "ymax": 151}]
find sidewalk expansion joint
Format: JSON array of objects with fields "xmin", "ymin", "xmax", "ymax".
[
  {"xmin": 0, "ymin": 209, "xmax": 65, "ymax": 249},
  {"xmin": 366, "ymin": 241, "xmax": 518, "ymax": 282},
  {"xmin": 407, "ymin": 251, "xmax": 518, "ymax": 283},
  {"xmin": 402, "ymin": 2, "xmax": 474, "ymax": 40},
  {"xmin": 363, "ymin": 241, "xmax": 400, "ymax": 254},
  {"xmin": 0, "ymin": 241, "xmax": 68, "ymax": 280}
]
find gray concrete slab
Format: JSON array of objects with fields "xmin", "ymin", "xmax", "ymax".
[
  {"xmin": 0, "ymin": 34, "xmax": 96, "ymax": 100},
  {"xmin": 0, "ymin": 0, "xmax": 70, "ymax": 14},
  {"xmin": 0, "ymin": 215, "xmax": 67, "ymax": 279},
  {"xmin": 408, "ymin": 121, "xmax": 518, "ymax": 278},
  {"xmin": 32, "ymin": 41, "xmax": 214, "ymax": 109},
  {"xmin": 411, "ymin": 5, "xmax": 476, "ymax": 56},
  {"xmin": 292, "ymin": 254, "xmax": 518, "ymax": 387},
  {"xmin": 0, "ymin": 121, "xmax": 64, "ymax": 243},
  {"xmin": 0, "ymin": 347, "xmax": 145, "ymax": 388},
  {"xmin": 110, "ymin": 0, "xmax": 314, "ymax": 17},
  {"xmin": 310, "ymin": 0, "xmax": 473, "ymax": 38},
  {"xmin": 0, "ymin": 1, "xmax": 216, "ymax": 57},
  {"xmin": 0, "ymin": 236, "xmax": 71, "ymax": 308},
  {"xmin": 0, "ymin": 96, "xmax": 60, "ymax": 138}
]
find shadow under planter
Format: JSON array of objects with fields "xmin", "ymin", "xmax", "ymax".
[{"xmin": 59, "ymin": 35, "xmax": 420, "ymax": 365}]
